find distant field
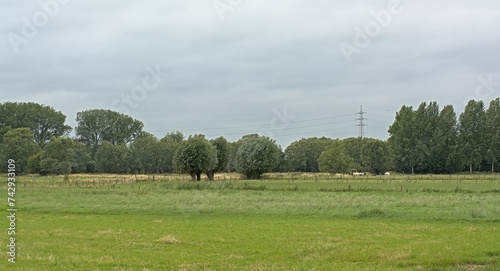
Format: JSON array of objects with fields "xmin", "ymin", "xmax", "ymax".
[{"xmin": 1, "ymin": 173, "xmax": 500, "ymax": 270}]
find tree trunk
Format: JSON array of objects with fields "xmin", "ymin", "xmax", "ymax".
[
  {"xmin": 196, "ymin": 172, "xmax": 201, "ymax": 181},
  {"xmin": 207, "ymin": 170, "xmax": 215, "ymax": 181},
  {"xmin": 470, "ymin": 163, "xmax": 473, "ymax": 174},
  {"xmin": 411, "ymin": 166, "xmax": 414, "ymax": 175},
  {"xmin": 190, "ymin": 172, "xmax": 196, "ymax": 181},
  {"xmin": 492, "ymin": 161, "xmax": 495, "ymax": 174}
]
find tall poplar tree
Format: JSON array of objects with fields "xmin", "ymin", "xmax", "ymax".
[
  {"xmin": 458, "ymin": 100, "xmax": 486, "ymax": 173},
  {"xmin": 485, "ymin": 98, "xmax": 500, "ymax": 173},
  {"xmin": 388, "ymin": 105, "xmax": 418, "ymax": 174}
]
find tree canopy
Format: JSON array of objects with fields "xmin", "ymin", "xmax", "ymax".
[
  {"xmin": 284, "ymin": 137, "xmax": 333, "ymax": 172},
  {"xmin": 75, "ymin": 109, "xmax": 144, "ymax": 153},
  {"xmin": 173, "ymin": 136, "xmax": 217, "ymax": 181},
  {"xmin": 362, "ymin": 139, "xmax": 394, "ymax": 174},
  {"xmin": 235, "ymin": 136, "xmax": 280, "ymax": 179},
  {"xmin": 0, "ymin": 128, "xmax": 40, "ymax": 173},
  {"xmin": 318, "ymin": 140, "xmax": 355, "ymax": 174},
  {"xmin": 0, "ymin": 102, "xmax": 71, "ymax": 146}
]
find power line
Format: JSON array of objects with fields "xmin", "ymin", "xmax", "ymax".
[
  {"xmin": 204, "ymin": 125, "xmax": 355, "ymax": 138},
  {"xmin": 150, "ymin": 113, "xmax": 354, "ymax": 133},
  {"xmin": 202, "ymin": 120, "xmax": 355, "ymax": 137},
  {"xmin": 276, "ymin": 126, "xmax": 355, "ymax": 137}
]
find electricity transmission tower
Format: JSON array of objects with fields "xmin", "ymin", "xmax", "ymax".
[{"xmin": 356, "ymin": 105, "xmax": 367, "ymax": 139}]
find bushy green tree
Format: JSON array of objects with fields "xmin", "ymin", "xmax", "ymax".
[
  {"xmin": 318, "ymin": 140, "xmax": 355, "ymax": 174},
  {"xmin": 75, "ymin": 109, "xmax": 144, "ymax": 154},
  {"xmin": 284, "ymin": 137, "xmax": 334, "ymax": 172},
  {"xmin": 95, "ymin": 141, "xmax": 129, "ymax": 173},
  {"xmin": 129, "ymin": 135, "xmax": 160, "ymax": 174},
  {"xmin": 158, "ymin": 132, "xmax": 184, "ymax": 173},
  {"xmin": 207, "ymin": 136, "xmax": 230, "ymax": 180},
  {"xmin": 341, "ymin": 137, "xmax": 365, "ymax": 168},
  {"xmin": 235, "ymin": 136, "xmax": 280, "ymax": 179},
  {"xmin": 33, "ymin": 137, "xmax": 90, "ymax": 175},
  {"xmin": 0, "ymin": 126, "xmax": 13, "ymax": 143},
  {"xmin": 0, "ymin": 128, "xmax": 40, "ymax": 173},
  {"xmin": 27, "ymin": 151, "xmax": 44, "ymax": 173},
  {"xmin": 174, "ymin": 136, "xmax": 217, "ymax": 181},
  {"xmin": 227, "ymin": 134, "xmax": 260, "ymax": 172},
  {"xmin": 0, "ymin": 102, "xmax": 71, "ymax": 147},
  {"xmin": 362, "ymin": 139, "xmax": 394, "ymax": 174}
]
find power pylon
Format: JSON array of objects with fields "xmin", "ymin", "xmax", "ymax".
[{"xmin": 356, "ymin": 105, "xmax": 367, "ymax": 139}]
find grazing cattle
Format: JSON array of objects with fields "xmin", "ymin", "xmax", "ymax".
[
  {"xmin": 385, "ymin": 172, "xmax": 391, "ymax": 176},
  {"xmin": 350, "ymin": 172, "xmax": 366, "ymax": 176}
]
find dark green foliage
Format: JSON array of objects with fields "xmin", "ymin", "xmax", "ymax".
[
  {"xmin": 207, "ymin": 137, "xmax": 230, "ymax": 180},
  {"xmin": 433, "ymin": 105, "xmax": 461, "ymax": 173},
  {"xmin": 37, "ymin": 137, "xmax": 90, "ymax": 174},
  {"xmin": 485, "ymin": 98, "xmax": 500, "ymax": 173},
  {"xmin": 388, "ymin": 105, "xmax": 419, "ymax": 174},
  {"xmin": 227, "ymin": 134, "xmax": 262, "ymax": 172},
  {"xmin": 0, "ymin": 128, "xmax": 40, "ymax": 173},
  {"xmin": 0, "ymin": 102, "xmax": 71, "ymax": 146},
  {"xmin": 163, "ymin": 131, "xmax": 184, "ymax": 143},
  {"xmin": 211, "ymin": 137, "xmax": 229, "ymax": 172},
  {"xmin": 341, "ymin": 137, "xmax": 365, "ymax": 168},
  {"xmin": 95, "ymin": 141, "xmax": 129, "ymax": 173},
  {"xmin": 27, "ymin": 151, "xmax": 44, "ymax": 174},
  {"xmin": 129, "ymin": 136, "xmax": 161, "ymax": 174},
  {"xmin": 86, "ymin": 161, "xmax": 97, "ymax": 173},
  {"xmin": 458, "ymin": 100, "xmax": 487, "ymax": 173},
  {"xmin": 158, "ymin": 133, "xmax": 183, "ymax": 173},
  {"xmin": 284, "ymin": 137, "xmax": 334, "ymax": 172},
  {"xmin": 75, "ymin": 109, "xmax": 144, "ymax": 153},
  {"xmin": 235, "ymin": 136, "xmax": 281, "ymax": 179},
  {"xmin": 174, "ymin": 137, "xmax": 217, "ymax": 181},
  {"xmin": 318, "ymin": 140, "xmax": 356, "ymax": 174},
  {"xmin": 389, "ymin": 102, "xmax": 463, "ymax": 174},
  {"xmin": 361, "ymin": 139, "xmax": 394, "ymax": 174},
  {"xmin": 0, "ymin": 126, "xmax": 13, "ymax": 143}
]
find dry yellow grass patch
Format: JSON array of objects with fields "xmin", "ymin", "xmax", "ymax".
[
  {"xmin": 467, "ymin": 226, "xmax": 479, "ymax": 232},
  {"xmin": 409, "ymin": 225, "xmax": 431, "ymax": 231},
  {"xmin": 377, "ymin": 250, "xmax": 412, "ymax": 263},
  {"xmin": 48, "ymin": 254, "xmax": 56, "ymax": 263},
  {"xmin": 178, "ymin": 263, "xmax": 209, "ymax": 271},
  {"xmin": 97, "ymin": 255, "xmax": 114, "ymax": 263},
  {"xmin": 156, "ymin": 235, "xmax": 181, "ymax": 244},
  {"xmin": 228, "ymin": 254, "xmax": 244, "ymax": 259},
  {"xmin": 97, "ymin": 229, "xmax": 115, "ymax": 234},
  {"xmin": 466, "ymin": 264, "xmax": 486, "ymax": 270}
]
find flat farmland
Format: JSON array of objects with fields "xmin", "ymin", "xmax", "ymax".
[{"xmin": 1, "ymin": 174, "xmax": 499, "ymax": 270}]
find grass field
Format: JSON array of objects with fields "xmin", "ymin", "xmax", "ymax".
[{"xmin": 1, "ymin": 173, "xmax": 500, "ymax": 270}]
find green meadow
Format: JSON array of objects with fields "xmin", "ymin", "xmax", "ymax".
[{"xmin": 1, "ymin": 174, "xmax": 500, "ymax": 270}]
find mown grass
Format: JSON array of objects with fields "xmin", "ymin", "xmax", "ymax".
[{"xmin": 1, "ymin": 174, "xmax": 499, "ymax": 270}]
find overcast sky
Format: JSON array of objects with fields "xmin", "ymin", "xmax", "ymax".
[{"xmin": 1, "ymin": 0, "xmax": 500, "ymax": 148}]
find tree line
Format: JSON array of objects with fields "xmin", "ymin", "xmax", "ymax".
[
  {"xmin": 389, "ymin": 99, "xmax": 500, "ymax": 174},
  {"xmin": 1, "ymin": 99, "xmax": 499, "ymax": 178}
]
